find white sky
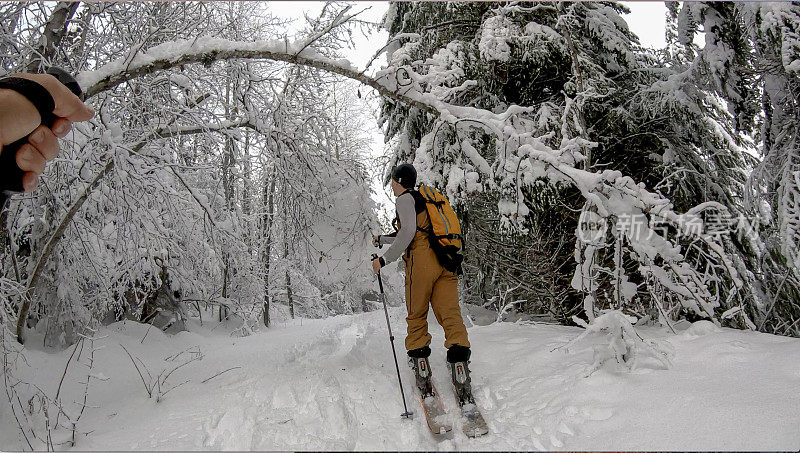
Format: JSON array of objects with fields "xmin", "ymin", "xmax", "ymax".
[
  {"xmin": 269, "ymin": 2, "xmax": 669, "ymax": 69},
  {"xmin": 267, "ymin": 1, "xmax": 670, "ymax": 219}
]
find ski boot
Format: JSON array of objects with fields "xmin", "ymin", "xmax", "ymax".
[
  {"xmin": 447, "ymin": 345, "xmax": 475, "ymax": 407},
  {"xmin": 408, "ymin": 346, "xmax": 434, "ymax": 397},
  {"xmin": 448, "ymin": 360, "xmax": 475, "ymax": 406},
  {"xmin": 409, "ymin": 356, "xmax": 434, "ymax": 397}
]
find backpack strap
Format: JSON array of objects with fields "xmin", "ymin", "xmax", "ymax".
[
  {"xmin": 394, "ymin": 190, "xmax": 426, "ymax": 230},
  {"xmin": 400, "ymin": 189, "xmax": 427, "ymax": 215},
  {"xmin": 415, "ymin": 192, "xmax": 436, "ymax": 235},
  {"xmin": 432, "ymin": 233, "xmax": 463, "ymax": 240}
]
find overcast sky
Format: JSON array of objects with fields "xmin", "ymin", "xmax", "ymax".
[
  {"xmin": 269, "ymin": 1, "xmax": 669, "ymax": 68},
  {"xmin": 267, "ymin": 1, "xmax": 670, "ymax": 216}
]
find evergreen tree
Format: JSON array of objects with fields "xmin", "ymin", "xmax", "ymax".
[
  {"xmin": 669, "ymin": 2, "xmax": 800, "ymax": 334},
  {"xmin": 379, "ymin": 1, "xmax": 765, "ymax": 327}
]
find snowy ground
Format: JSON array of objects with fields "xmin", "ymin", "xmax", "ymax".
[{"xmin": 2, "ymin": 305, "xmax": 800, "ymax": 451}]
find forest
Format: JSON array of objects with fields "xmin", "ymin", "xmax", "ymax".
[
  {"xmin": 2, "ymin": 0, "xmax": 797, "ymax": 343},
  {"xmin": 1, "ymin": 1, "xmax": 799, "ymax": 450}
]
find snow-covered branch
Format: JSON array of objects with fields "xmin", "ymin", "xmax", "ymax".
[
  {"xmin": 77, "ymin": 35, "xmax": 538, "ymax": 128},
  {"xmin": 78, "ymin": 36, "xmax": 435, "ymax": 116},
  {"xmin": 16, "ymin": 118, "xmax": 254, "ymax": 344}
]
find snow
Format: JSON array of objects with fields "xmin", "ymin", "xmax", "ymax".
[
  {"xmin": 479, "ymin": 16, "xmax": 518, "ymax": 62},
  {"xmin": 461, "ymin": 140, "xmax": 493, "ymax": 178},
  {"xmin": 3, "ymin": 306, "xmax": 800, "ymax": 450}
]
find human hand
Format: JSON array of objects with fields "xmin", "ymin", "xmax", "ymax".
[
  {"xmin": 372, "ymin": 235, "xmax": 379, "ymax": 247},
  {"xmin": 372, "ymin": 257, "xmax": 383, "ymax": 275},
  {"xmin": 0, "ymin": 73, "xmax": 94, "ymax": 192}
]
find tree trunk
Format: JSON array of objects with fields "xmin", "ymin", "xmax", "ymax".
[
  {"xmin": 262, "ymin": 167, "xmax": 276, "ymax": 327},
  {"xmin": 219, "ymin": 261, "xmax": 229, "ymax": 322},
  {"xmin": 242, "ymin": 131, "xmax": 252, "ymax": 254},
  {"xmin": 222, "ymin": 140, "xmax": 235, "ymax": 211},
  {"xmin": 25, "ymin": 1, "xmax": 81, "ymax": 72},
  {"xmin": 218, "ymin": 70, "xmax": 237, "ymax": 322},
  {"xmin": 283, "ymin": 181, "xmax": 294, "ymax": 319},
  {"xmin": 285, "ymin": 239, "xmax": 294, "ymax": 319}
]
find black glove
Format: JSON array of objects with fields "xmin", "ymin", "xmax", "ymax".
[{"xmin": 0, "ymin": 68, "xmax": 82, "ymax": 201}]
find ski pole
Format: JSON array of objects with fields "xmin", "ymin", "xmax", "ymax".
[{"xmin": 372, "ymin": 253, "xmax": 413, "ymax": 419}]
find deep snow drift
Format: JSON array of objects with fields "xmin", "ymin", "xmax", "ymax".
[{"xmin": 2, "ymin": 304, "xmax": 800, "ymax": 451}]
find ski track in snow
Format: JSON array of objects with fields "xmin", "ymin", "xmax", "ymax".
[{"xmin": 3, "ymin": 310, "xmax": 800, "ymax": 450}]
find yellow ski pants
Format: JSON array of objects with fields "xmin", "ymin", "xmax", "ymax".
[{"xmin": 403, "ymin": 244, "xmax": 470, "ymax": 351}]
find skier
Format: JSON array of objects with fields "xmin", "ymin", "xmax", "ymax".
[{"xmin": 371, "ymin": 163, "xmax": 475, "ymax": 407}]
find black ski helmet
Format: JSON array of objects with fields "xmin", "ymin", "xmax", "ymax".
[{"xmin": 391, "ymin": 164, "xmax": 417, "ymax": 189}]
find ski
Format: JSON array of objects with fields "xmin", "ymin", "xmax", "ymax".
[
  {"xmin": 457, "ymin": 401, "xmax": 489, "ymax": 438},
  {"xmin": 418, "ymin": 382, "xmax": 452, "ymax": 436}
]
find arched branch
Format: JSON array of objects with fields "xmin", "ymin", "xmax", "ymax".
[{"xmin": 80, "ymin": 38, "xmax": 438, "ymax": 117}]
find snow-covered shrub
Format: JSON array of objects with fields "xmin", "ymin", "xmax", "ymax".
[{"xmin": 563, "ymin": 310, "xmax": 672, "ymax": 373}]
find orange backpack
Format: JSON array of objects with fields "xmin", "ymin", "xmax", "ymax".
[{"xmin": 417, "ymin": 185, "xmax": 464, "ymax": 273}]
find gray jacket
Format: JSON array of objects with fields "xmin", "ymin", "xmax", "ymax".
[{"xmin": 377, "ymin": 192, "xmax": 417, "ymax": 264}]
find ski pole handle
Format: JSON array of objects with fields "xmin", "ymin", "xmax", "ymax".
[
  {"xmin": 0, "ymin": 67, "xmax": 83, "ymax": 195},
  {"xmin": 371, "ymin": 253, "xmax": 385, "ymax": 293}
]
